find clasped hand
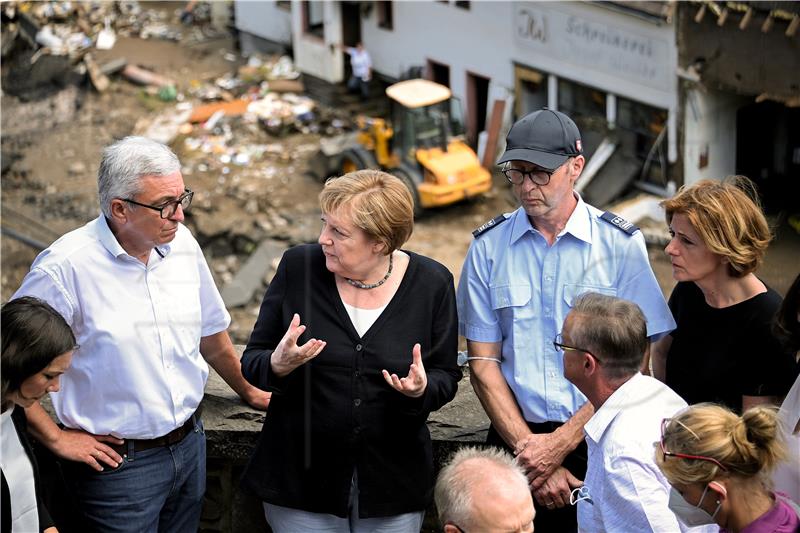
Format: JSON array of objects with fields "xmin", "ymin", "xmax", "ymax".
[
  {"xmin": 382, "ymin": 343, "xmax": 427, "ymax": 398},
  {"xmin": 270, "ymin": 313, "xmax": 327, "ymax": 377}
]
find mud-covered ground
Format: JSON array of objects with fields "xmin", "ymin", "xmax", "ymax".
[{"xmin": 3, "ymin": 9, "xmax": 797, "ymax": 346}]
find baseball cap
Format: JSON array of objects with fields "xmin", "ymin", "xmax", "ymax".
[{"xmin": 497, "ymin": 108, "xmax": 583, "ymax": 170}]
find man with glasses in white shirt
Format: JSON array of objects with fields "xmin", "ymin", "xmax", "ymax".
[
  {"xmin": 457, "ymin": 107, "xmax": 675, "ymax": 532},
  {"xmin": 558, "ymin": 292, "xmax": 706, "ymax": 532},
  {"xmin": 13, "ymin": 136, "xmax": 269, "ymax": 532}
]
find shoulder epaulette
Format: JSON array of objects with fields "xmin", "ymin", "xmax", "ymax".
[
  {"xmin": 599, "ymin": 211, "xmax": 639, "ymax": 235},
  {"xmin": 472, "ymin": 215, "xmax": 508, "ymax": 238}
]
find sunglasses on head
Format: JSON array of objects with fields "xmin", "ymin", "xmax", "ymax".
[{"xmin": 659, "ymin": 418, "xmax": 728, "ymax": 471}]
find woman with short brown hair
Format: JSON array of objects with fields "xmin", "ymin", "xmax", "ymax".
[{"xmin": 652, "ymin": 176, "xmax": 797, "ymax": 412}]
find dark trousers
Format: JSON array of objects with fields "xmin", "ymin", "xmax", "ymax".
[
  {"xmin": 347, "ymin": 75, "xmax": 369, "ymax": 99},
  {"xmin": 487, "ymin": 421, "xmax": 588, "ymax": 533}
]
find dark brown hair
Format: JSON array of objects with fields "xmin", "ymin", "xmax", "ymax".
[{"xmin": 2, "ymin": 297, "xmax": 76, "ymax": 406}]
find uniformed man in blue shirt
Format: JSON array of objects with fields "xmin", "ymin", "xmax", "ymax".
[{"xmin": 457, "ymin": 108, "xmax": 675, "ymax": 532}]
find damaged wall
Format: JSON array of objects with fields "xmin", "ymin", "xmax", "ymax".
[
  {"xmin": 677, "ymin": 3, "xmax": 800, "ymax": 99},
  {"xmin": 682, "ymin": 87, "xmax": 744, "ymax": 184}
]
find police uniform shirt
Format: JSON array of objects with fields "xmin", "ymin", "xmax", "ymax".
[{"xmin": 457, "ymin": 193, "xmax": 675, "ymax": 424}]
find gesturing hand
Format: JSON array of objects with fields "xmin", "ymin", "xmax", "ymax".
[
  {"xmin": 382, "ymin": 343, "xmax": 427, "ymax": 398},
  {"xmin": 270, "ymin": 313, "xmax": 326, "ymax": 377}
]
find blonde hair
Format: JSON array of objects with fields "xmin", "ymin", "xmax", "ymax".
[
  {"xmin": 660, "ymin": 176, "xmax": 771, "ymax": 277},
  {"xmin": 656, "ymin": 403, "xmax": 786, "ymax": 486},
  {"xmin": 319, "ymin": 169, "xmax": 414, "ymax": 254}
]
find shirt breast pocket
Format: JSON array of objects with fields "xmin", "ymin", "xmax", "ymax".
[
  {"xmin": 490, "ymin": 284, "xmax": 533, "ymax": 321},
  {"xmin": 563, "ymin": 284, "xmax": 617, "ymax": 308}
]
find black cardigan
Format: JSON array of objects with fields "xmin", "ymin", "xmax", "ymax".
[
  {"xmin": 241, "ymin": 244, "xmax": 461, "ymax": 518},
  {"xmin": 2, "ymin": 406, "xmax": 54, "ymax": 533}
]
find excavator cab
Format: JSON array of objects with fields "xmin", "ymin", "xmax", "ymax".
[
  {"xmin": 385, "ymin": 79, "xmax": 491, "ymax": 213},
  {"xmin": 310, "ymin": 79, "xmax": 491, "ymax": 216}
]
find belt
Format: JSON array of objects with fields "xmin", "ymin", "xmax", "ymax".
[{"xmin": 112, "ymin": 408, "xmax": 202, "ymax": 456}]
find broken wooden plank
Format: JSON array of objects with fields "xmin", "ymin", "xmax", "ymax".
[{"xmin": 189, "ymin": 98, "xmax": 250, "ymax": 123}]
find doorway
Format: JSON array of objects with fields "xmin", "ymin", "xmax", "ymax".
[
  {"xmin": 466, "ymin": 71, "xmax": 490, "ymax": 146},
  {"xmin": 736, "ymin": 100, "xmax": 800, "ymax": 213},
  {"xmin": 514, "ymin": 64, "xmax": 547, "ymax": 119},
  {"xmin": 340, "ymin": 2, "xmax": 362, "ymax": 81}
]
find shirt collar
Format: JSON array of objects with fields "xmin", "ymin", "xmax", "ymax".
[
  {"xmin": 561, "ymin": 193, "xmax": 592, "ymax": 244},
  {"xmin": 96, "ymin": 214, "xmax": 173, "ymax": 260},
  {"xmin": 584, "ymin": 372, "xmax": 644, "ymax": 443},
  {"xmin": 509, "ymin": 192, "xmax": 593, "ymax": 245}
]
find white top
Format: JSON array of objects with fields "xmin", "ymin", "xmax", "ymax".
[
  {"xmin": 346, "ymin": 47, "xmax": 371, "ymax": 80},
  {"xmin": 775, "ymin": 372, "xmax": 800, "ymax": 503},
  {"xmin": 13, "ymin": 215, "xmax": 230, "ymax": 439},
  {"xmin": 578, "ymin": 373, "xmax": 714, "ymax": 533},
  {"xmin": 342, "ymin": 301, "xmax": 386, "ymax": 338},
  {"xmin": 1, "ymin": 407, "xmax": 39, "ymax": 533}
]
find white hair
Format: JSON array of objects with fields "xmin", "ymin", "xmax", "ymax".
[
  {"xmin": 435, "ymin": 446, "xmax": 529, "ymax": 529},
  {"xmin": 97, "ymin": 136, "xmax": 180, "ymax": 217}
]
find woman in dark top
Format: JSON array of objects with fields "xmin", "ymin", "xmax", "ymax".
[
  {"xmin": 2, "ymin": 296, "xmax": 76, "ymax": 533},
  {"xmin": 241, "ymin": 169, "xmax": 461, "ymax": 532},
  {"xmin": 652, "ymin": 177, "xmax": 797, "ymax": 412}
]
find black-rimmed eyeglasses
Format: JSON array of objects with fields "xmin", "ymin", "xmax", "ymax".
[
  {"xmin": 123, "ymin": 189, "xmax": 193, "ymax": 219},
  {"xmin": 553, "ymin": 333, "xmax": 602, "ymax": 364},
  {"xmin": 502, "ymin": 160, "xmax": 568, "ymax": 186}
]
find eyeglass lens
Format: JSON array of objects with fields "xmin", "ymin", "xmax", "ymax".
[
  {"xmin": 504, "ymin": 168, "xmax": 551, "ymax": 186},
  {"xmin": 162, "ymin": 191, "xmax": 193, "ymax": 218}
]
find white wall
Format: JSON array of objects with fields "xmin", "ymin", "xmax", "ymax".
[
  {"xmin": 682, "ymin": 87, "xmax": 743, "ymax": 185},
  {"xmin": 234, "ymin": 1, "xmax": 292, "ymax": 45},
  {"xmin": 360, "ymin": 2, "xmax": 677, "ymax": 109},
  {"xmin": 291, "ymin": 1, "xmax": 344, "ymax": 82},
  {"xmin": 358, "ymin": 1, "xmax": 678, "ymax": 160}
]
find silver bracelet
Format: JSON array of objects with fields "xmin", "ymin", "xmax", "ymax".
[{"xmin": 466, "ymin": 356, "xmax": 501, "ymax": 363}]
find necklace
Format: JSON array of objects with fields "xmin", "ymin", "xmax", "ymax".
[{"xmin": 345, "ymin": 254, "xmax": 393, "ymax": 290}]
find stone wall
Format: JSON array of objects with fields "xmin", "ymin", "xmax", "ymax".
[{"xmin": 199, "ymin": 348, "xmax": 490, "ymax": 532}]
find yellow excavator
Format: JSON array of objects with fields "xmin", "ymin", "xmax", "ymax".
[{"xmin": 309, "ymin": 79, "xmax": 492, "ymax": 215}]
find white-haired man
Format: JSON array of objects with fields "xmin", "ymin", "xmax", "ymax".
[
  {"xmin": 435, "ymin": 446, "xmax": 535, "ymax": 533},
  {"xmin": 14, "ymin": 136, "xmax": 269, "ymax": 532}
]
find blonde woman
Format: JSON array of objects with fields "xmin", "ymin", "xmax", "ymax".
[
  {"xmin": 240, "ymin": 170, "xmax": 460, "ymax": 532},
  {"xmin": 656, "ymin": 404, "xmax": 800, "ymax": 532},
  {"xmin": 652, "ymin": 177, "xmax": 797, "ymax": 412}
]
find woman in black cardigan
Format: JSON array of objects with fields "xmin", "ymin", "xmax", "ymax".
[
  {"xmin": 241, "ymin": 170, "xmax": 461, "ymax": 531},
  {"xmin": 2, "ymin": 296, "xmax": 76, "ymax": 533}
]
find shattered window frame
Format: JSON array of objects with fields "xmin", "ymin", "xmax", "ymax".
[
  {"xmin": 377, "ymin": 1, "xmax": 394, "ymax": 30},
  {"xmin": 302, "ymin": 1, "xmax": 325, "ymax": 39}
]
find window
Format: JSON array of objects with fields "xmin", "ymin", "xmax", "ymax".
[
  {"xmin": 302, "ymin": 1, "xmax": 324, "ymax": 39},
  {"xmin": 455, "ymin": 1, "xmax": 470, "ymax": 10},
  {"xmin": 376, "ymin": 1, "xmax": 393, "ymax": 30}
]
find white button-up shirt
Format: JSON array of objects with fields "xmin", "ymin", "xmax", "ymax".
[
  {"xmin": 578, "ymin": 373, "xmax": 714, "ymax": 533},
  {"xmin": 13, "ymin": 215, "xmax": 230, "ymax": 439}
]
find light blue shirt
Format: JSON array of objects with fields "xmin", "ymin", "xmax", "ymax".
[{"xmin": 457, "ymin": 195, "xmax": 675, "ymax": 423}]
